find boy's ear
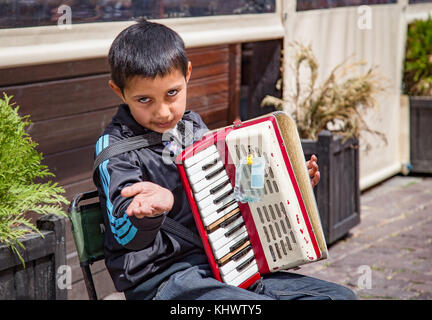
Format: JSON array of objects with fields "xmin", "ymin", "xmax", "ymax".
[
  {"xmin": 108, "ymin": 80, "xmax": 126, "ymax": 102},
  {"xmin": 186, "ymin": 61, "xmax": 192, "ymax": 83}
]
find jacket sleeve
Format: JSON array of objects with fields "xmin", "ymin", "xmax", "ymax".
[{"xmin": 95, "ymin": 134, "xmax": 165, "ymax": 250}]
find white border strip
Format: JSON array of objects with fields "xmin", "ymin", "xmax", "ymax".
[
  {"xmin": 360, "ymin": 162, "xmax": 402, "ymax": 191},
  {"xmin": 0, "ymin": 13, "xmax": 284, "ymax": 69}
]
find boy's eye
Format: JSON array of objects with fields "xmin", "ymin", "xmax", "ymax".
[
  {"xmin": 167, "ymin": 89, "xmax": 178, "ymax": 97},
  {"xmin": 138, "ymin": 97, "xmax": 151, "ymax": 103}
]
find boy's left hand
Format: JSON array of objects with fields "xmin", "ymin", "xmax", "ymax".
[{"xmin": 306, "ymin": 154, "xmax": 320, "ymax": 188}]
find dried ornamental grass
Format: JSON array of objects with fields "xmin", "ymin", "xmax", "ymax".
[{"xmin": 262, "ymin": 42, "xmax": 388, "ymax": 150}]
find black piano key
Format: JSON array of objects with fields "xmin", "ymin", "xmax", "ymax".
[
  {"xmin": 229, "ymin": 236, "xmax": 249, "ymax": 252},
  {"xmin": 205, "ymin": 166, "xmax": 225, "ymax": 180},
  {"xmin": 219, "ymin": 212, "xmax": 242, "ymax": 229},
  {"xmin": 235, "ymin": 256, "xmax": 255, "ymax": 272},
  {"xmin": 201, "ymin": 158, "xmax": 219, "ymax": 171},
  {"xmin": 213, "ymin": 189, "xmax": 234, "ymax": 204},
  {"xmin": 209, "ymin": 179, "xmax": 230, "ymax": 194},
  {"xmin": 231, "ymin": 244, "xmax": 252, "ymax": 262},
  {"xmin": 224, "ymin": 222, "xmax": 245, "ymax": 237},
  {"xmin": 216, "ymin": 199, "xmax": 237, "ymax": 213}
]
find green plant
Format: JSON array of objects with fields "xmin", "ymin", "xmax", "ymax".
[
  {"xmin": 0, "ymin": 93, "xmax": 68, "ymax": 265},
  {"xmin": 261, "ymin": 42, "xmax": 388, "ymax": 150},
  {"xmin": 403, "ymin": 16, "xmax": 432, "ymax": 96}
]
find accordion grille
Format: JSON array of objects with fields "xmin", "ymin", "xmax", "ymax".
[{"xmin": 234, "ymin": 143, "xmax": 300, "ymax": 268}]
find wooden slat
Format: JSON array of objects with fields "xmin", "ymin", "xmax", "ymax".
[
  {"xmin": 30, "ymin": 107, "xmax": 117, "ymax": 156},
  {"xmin": 42, "ymin": 145, "xmax": 94, "ymax": 187},
  {"xmin": 188, "ymin": 89, "xmax": 228, "ymax": 108},
  {"xmin": 63, "ymin": 178, "xmax": 96, "ymax": 202},
  {"xmin": 190, "ymin": 62, "xmax": 228, "ymax": 81},
  {"xmin": 188, "ymin": 74, "xmax": 229, "ymax": 99},
  {"xmin": 0, "ymin": 46, "xmax": 228, "ymax": 88},
  {"xmin": 0, "ymin": 58, "xmax": 110, "ymax": 87},
  {"xmin": 193, "ymin": 103, "xmax": 229, "ymax": 127},
  {"xmin": 1, "ymin": 74, "xmax": 122, "ymax": 122},
  {"xmin": 187, "ymin": 45, "xmax": 229, "ymax": 68}
]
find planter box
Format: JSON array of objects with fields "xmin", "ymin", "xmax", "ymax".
[
  {"xmin": 409, "ymin": 96, "xmax": 432, "ymax": 174},
  {"xmin": 301, "ymin": 131, "xmax": 361, "ymax": 245},
  {"xmin": 0, "ymin": 215, "xmax": 67, "ymax": 300}
]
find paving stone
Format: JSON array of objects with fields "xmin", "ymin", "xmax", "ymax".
[{"xmin": 296, "ymin": 175, "xmax": 432, "ymax": 300}]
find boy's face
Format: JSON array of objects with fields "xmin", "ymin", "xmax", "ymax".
[{"xmin": 109, "ymin": 62, "xmax": 192, "ymax": 133}]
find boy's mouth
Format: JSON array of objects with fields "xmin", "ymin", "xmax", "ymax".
[{"xmin": 155, "ymin": 121, "xmax": 172, "ymax": 128}]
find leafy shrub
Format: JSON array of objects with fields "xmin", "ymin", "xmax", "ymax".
[
  {"xmin": 403, "ymin": 16, "xmax": 432, "ymax": 96},
  {"xmin": 0, "ymin": 93, "xmax": 68, "ymax": 265}
]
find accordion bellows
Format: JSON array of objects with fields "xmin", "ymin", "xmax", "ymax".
[
  {"xmin": 273, "ymin": 111, "xmax": 328, "ymax": 259},
  {"xmin": 176, "ymin": 111, "xmax": 328, "ymax": 289}
]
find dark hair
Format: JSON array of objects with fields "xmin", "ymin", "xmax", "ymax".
[{"xmin": 108, "ymin": 19, "xmax": 188, "ymax": 92}]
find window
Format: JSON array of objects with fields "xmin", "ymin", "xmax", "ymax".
[
  {"xmin": 408, "ymin": 0, "xmax": 432, "ymax": 3},
  {"xmin": 0, "ymin": 0, "xmax": 276, "ymax": 29},
  {"xmin": 296, "ymin": 0, "xmax": 397, "ymax": 11}
]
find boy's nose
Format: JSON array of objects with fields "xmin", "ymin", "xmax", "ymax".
[{"xmin": 155, "ymin": 102, "xmax": 172, "ymax": 120}]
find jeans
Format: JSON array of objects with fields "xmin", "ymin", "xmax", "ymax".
[{"xmin": 126, "ymin": 263, "xmax": 357, "ymax": 300}]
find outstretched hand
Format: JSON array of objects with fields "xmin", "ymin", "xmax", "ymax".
[
  {"xmin": 121, "ymin": 182, "xmax": 174, "ymax": 219},
  {"xmin": 306, "ymin": 154, "xmax": 320, "ymax": 188}
]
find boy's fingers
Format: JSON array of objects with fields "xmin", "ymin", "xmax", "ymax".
[
  {"xmin": 311, "ymin": 171, "xmax": 320, "ymax": 188},
  {"xmin": 121, "ymin": 182, "xmax": 150, "ymax": 197},
  {"xmin": 126, "ymin": 197, "xmax": 148, "ymax": 216},
  {"xmin": 308, "ymin": 162, "xmax": 318, "ymax": 178}
]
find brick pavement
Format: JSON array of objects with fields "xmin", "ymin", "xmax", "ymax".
[{"xmin": 296, "ymin": 175, "xmax": 432, "ymax": 300}]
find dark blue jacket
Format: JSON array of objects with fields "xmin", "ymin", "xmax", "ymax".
[{"xmin": 93, "ymin": 104, "xmax": 209, "ymax": 295}]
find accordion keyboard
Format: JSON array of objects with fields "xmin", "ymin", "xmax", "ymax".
[{"xmin": 184, "ymin": 145, "xmax": 258, "ymax": 286}]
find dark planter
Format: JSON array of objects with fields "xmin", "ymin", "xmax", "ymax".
[
  {"xmin": 301, "ymin": 131, "xmax": 361, "ymax": 245},
  {"xmin": 0, "ymin": 215, "xmax": 67, "ymax": 300},
  {"xmin": 409, "ymin": 96, "xmax": 432, "ymax": 174}
]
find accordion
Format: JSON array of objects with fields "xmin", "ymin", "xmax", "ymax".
[{"xmin": 176, "ymin": 111, "xmax": 328, "ymax": 289}]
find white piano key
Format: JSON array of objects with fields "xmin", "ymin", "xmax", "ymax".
[
  {"xmin": 184, "ymin": 145, "xmax": 218, "ymax": 168},
  {"xmin": 211, "ymin": 225, "xmax": 247, "ymax": 252},
  {"xmin": 194, "ymin": 176, "xmax": 231, "ymax": 202},
  {"xmin": 191, "ymin": 167, "xmax": 227, "ymax": 193},
  {"xmin": 203, "ymin": 201, "xmax": 239, "ymax": 227},
  {"xmin": 200, "ymin": 193, "xmax": 236, "ymax": 218},
  {"xmin": 188, "ymin": 161, "xmax": 224, "ymax": 185},
  {"xmin": 185, "ymin": 152, "xmax": 221, "ymax": 177},
  {"xmin": 213, "ymin": 232, "xmax": 249, "ymax": 260},
  {"xmin": 207, "ymin": 215, "xmax": 244, "ymax": 243},
  {"xmin": 219, "ymin": 248, "xmax": 255, "ymax": 276},
  {"xmin": 222, "ymin": 256, "xmax": 256, "ymax": 283},
  {"xmin": 223, "ymin": 261, "xmax": 258, "ymax": 287},
  {"xmin": 197, "ymin": 182, "xmax": 233, "ymax": 211}
]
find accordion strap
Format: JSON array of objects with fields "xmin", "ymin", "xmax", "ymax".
[{"xmin": 92, "ymin": 131, "xmax": 203, "ymax": 249}]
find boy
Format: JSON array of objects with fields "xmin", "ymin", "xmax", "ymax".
[{"xmin": 94, "ymin": 19, "xmax": 356, "ymax": 300}]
